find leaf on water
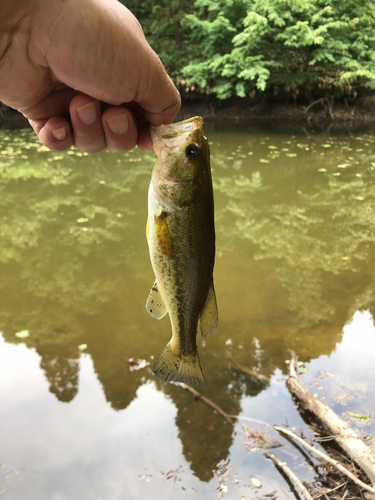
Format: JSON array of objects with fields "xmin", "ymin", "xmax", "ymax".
[
  {"xmin": 342, "ymin": 256, "xmax": 349, "ymax": 260},
  {"xmin": 247, "ymin": 152, "xmax": 253, "ymax": 155},
  {"xmin": 318, "ymin": 168, "xmax": 327, "ymax": 172},
  {"xmin": 76, "ymin": 217, "xmax": 89, "ymax": 223},
  {"xmin": 333, "ymin": 172, "xmax": 341, "ymax": 176},
  {"xmin": 356, "ymin": 196, "xmax": 365, "ymax": 201},
  {"xmin": 268, "ymin": 145, "xmax": 278, "ymax": 150},
  {"xmin": 347, "ymin": 412, "xmax": 372, "ymax": 422},
  {"xmin": 78, "ymin": 343, "xmax": 88, "ymax": 351},
  {"xmin": 283, "ymin": 388, "xmax": 292, "ymax": 397},
  {"xmin": 356, "ymin": 173, "xmax": 363, "ymax": 177},
  {"xmin": 251, "ymin": 478, "xmax": 262, "ymax": 488},
  {"xmin": 285, "ymin": 153, "xmax": 297, "ymax": 157},
  {"xmin": 259, "ymin": 159, "xmax": 269, "ymax": 163},
  {"xmin": 99, "ymin": 180, "xmax": 106, "ymax": 184},
  {"xmin": 15, "ymin": 330, "xmax": 30, "ymax": 339},
  {"xmin": 297, "ymin": 361, "xmax": 309, "ymax": 374},
  {"xmin": 322, "ymin": 144, "xmax": 331, "ymax": 148}
]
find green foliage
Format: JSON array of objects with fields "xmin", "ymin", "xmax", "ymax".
[
  {"xmin": 123, "ymin": 0, "xmax": 375, "ymax": 101},
  {"xmin": 121, "ymin": 0, "xmax": 194, "ymax": 80},
  {"xmin": 183, "ymin": 0, "xmax": 375, "ymax": 99}
]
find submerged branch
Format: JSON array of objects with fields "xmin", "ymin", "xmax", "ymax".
[
  {"xmin": 227, "ymin": 353, "xmax": 271, "ymax": 383},
  {"xmin": 177, "ymin": 383, "xmax": 234, "ymax": 425},
  {"xmin": 264, "ymin": 450, "xmax": 313, "ymax": 500},
  {"xmin": 273, "ymin": 426, "xmax": 375, "ymax": 496}
]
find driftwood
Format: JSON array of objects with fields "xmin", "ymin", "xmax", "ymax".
[{"xmin": 287, "ymin": 349, "xmax": 375, "ymax": 488}]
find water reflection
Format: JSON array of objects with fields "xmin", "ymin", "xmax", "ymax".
[{"xmin": 1, "ymin": 128, "xmax": 375, "ymax": 488}]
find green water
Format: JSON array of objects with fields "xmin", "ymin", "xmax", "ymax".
[{"xmin": 1, "ymin": 127, "xmax": 375, "ymax": 499}]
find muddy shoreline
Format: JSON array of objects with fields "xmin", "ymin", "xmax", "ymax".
[{"xmin": 1, "ymin": 97, "xmax": 375, "ymax": 133}]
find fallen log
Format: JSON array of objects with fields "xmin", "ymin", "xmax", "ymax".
[{"xmin": 286, "ymin": 349, "xmax": 375, "ymax": 487}]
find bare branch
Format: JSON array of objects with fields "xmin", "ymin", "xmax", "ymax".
[
  {"xmin": 177, "ymin": 383, "xmax": 234, "ymax": 425},
  {"xmin": 264, "ymin": 450, "xmax": 313, "ymax": 500}
]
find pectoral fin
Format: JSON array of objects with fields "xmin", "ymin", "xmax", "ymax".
[
  {"xmin": 146, "ymin": 282, "xmax": 167, "ymax": 319},
  {"xmin": 154, "ymin": 213, "xmax": 173, "ymax": 257},
  {"xmin": 199, "ymin": 283, "xmax": 218, "ymax": 338}
]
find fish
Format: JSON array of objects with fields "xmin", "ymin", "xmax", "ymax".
[{"xmin": 146, "ymin": 116, "xmax": 218, "ymax": 388}]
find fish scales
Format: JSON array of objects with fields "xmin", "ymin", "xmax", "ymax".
[{"xmin": 146, "ymin": 116, "xmax": 218, "ymax": 388}]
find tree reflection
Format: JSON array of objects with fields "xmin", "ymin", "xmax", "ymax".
[
  {"xmin": 1, "ymin": 129, "xmax": 375, "ymax": 481},
  {"xmin": 38, "ymin": 345, "xmax": 79, "ymax": 403}
]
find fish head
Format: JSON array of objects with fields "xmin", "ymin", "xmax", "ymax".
[{"xmin": 151, "ymin": 117, "xmax": 211, "ymax": 208}]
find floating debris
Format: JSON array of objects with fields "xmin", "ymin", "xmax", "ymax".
[
  {"xmin": 126, "ymin": 358, "xmax": 150, "ymax": 372},
  {"xmin": 15, "ymin": 330, "xmax": 30, "ymax": 339},
  {"xmin": 251, "ymin": 477, "xmax": 262, "ymax": 488}
]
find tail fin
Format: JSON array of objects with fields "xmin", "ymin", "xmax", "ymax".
[{"xmin": 153, "ymin": 342, "xmax": 207, "ymax": 388}]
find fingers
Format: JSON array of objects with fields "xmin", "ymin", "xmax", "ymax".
[
  {"xmin": 29, "ymin": 116, "xmax": 74, "ymax": 151},
  {"xmin": 70, "ymin": 94, "xmax": 106, "ymax": 153},
  {"xmin": 101, "ymin": 107, "xmax": 138, "ymax": 153},
  {"xmin": 28, "ymin": 93, "xmax": 139, "ymax": 153}
]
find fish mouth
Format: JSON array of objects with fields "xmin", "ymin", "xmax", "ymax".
[{"xmin": 150, "ymin": 117, "xmax": 203, "ymax": 152}]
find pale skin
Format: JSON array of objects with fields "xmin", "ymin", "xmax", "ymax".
[{"xmin": 0, "ymin": 0, "xmax": 181, "ymax": 152}]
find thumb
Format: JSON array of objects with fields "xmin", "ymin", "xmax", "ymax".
[{"xmin": 34, "ymin": 0, "xmax": 181, "ymax": 126}]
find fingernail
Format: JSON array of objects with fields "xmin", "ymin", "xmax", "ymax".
[
  {"xmin": 51, "ymin": 126, "xmax": 67, "ymax": 141},
  {"xmin": 107, "ymin": 114, "xmax": 129, "ymax": 135},
  {"xmin": 76, "ymin": 101, "xmax": 97, "ymax": 125}
]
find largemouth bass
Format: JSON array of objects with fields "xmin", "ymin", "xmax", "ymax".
[{"xmin": 146, "ymin": 116, "xmax": 218, "ymax": 388}]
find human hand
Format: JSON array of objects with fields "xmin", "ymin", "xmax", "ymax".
[{"xmin": 0, "ymin": 0, "xmax": 181, "ymax": 152}]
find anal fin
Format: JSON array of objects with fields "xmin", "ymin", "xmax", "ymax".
[
  {"xmin": 146, "ymin": 281, "xmax": 167, "ymax": 319},
  {"xmin": 199, "ymin": 282, "xmax": 218, "ymax": 338}
]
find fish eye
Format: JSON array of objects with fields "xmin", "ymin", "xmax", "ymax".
[{"xmin": 185, "ymin": 143, "xmax": 201, "ymax": 160}]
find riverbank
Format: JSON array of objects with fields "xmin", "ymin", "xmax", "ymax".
[
  {"xmin": 1, "ymin": 96, "xmax": 375, "ymax": 133},
  {"xmin": 176, "ymin": 95, "xmax": 375, "ymax": 133}
]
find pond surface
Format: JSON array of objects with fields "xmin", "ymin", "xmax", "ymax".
[{"xmin": 1, "ymin": 126, "xmax": 375, "ymax": 499}]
